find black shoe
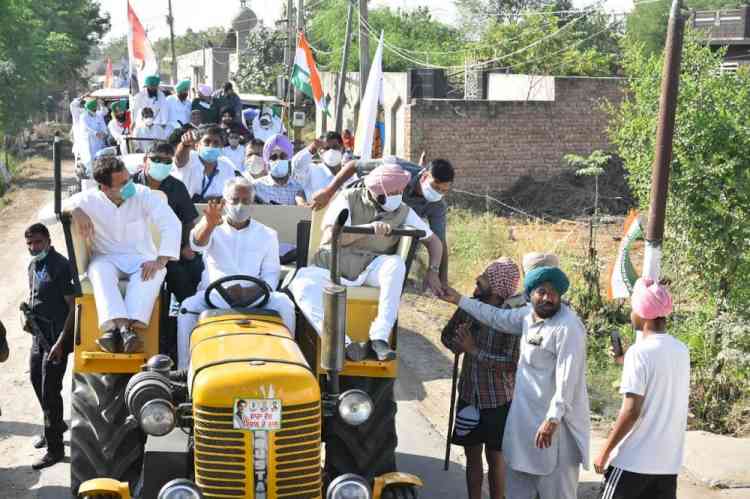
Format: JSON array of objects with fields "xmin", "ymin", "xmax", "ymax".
[
  {"xmin": 120, "ymin": 328, "xmax": 143, "ymax": 354},
  {"xmin": 32, "ymin": 435, "xmax": 46, "ymax": 449},
  {"xmin": 96, "ymin": 330, "xmax": 122, "ymax": 353},
  {"xmin": 371, "ymin": 340, "xmax": 396, "ymax": 361},
  {"xmin": 345, "ymin": 342, "xmax": 368, "ymax": 362},
  {"xmin": 31, "ymin": 451, "xmax": 64, "ymax": 470}
]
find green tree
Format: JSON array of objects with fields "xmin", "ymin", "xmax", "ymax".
[
  {"xmin": 610, "ymin": 31, "xmax": 750, "ymax": 311},
  {"xmin": 233, "ymin": 25, "xmax": 285, "ymax": 95}
]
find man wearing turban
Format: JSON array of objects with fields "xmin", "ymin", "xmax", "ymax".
[
  {"xmin": 132, "ymin": 74, "xmax": 168, "ymax": 129},
  {"xmin": 594, "ymin": 278, "xmax": 689, "ymax": 499},
  {"xmin": 289, "ymin": 161, "xmax": 445, "ymax": 361},
  {"xmin": 251, "ymin": 134, "xmax": 306, "ymax": 206},
  {"xmin": 167, "ymin": 79, "xmax": 192, "ymax": 131},
  {"xmin": 441, "ymin": 265, "xmax": 590, "ymax": 499},
  {"xmin": 77, "ymin": 99, "xmax": 109, "ymax": 171}
]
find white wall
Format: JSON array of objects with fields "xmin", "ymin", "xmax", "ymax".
[{"xmin": 486, "ymin": 74, "xmax": 556, "ymax": 102}]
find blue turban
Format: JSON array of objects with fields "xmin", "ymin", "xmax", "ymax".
[
  {"xmin": 263, "ymin": 133, "xmax": 293, "ymax": 163},
  {"xmin": 524, "ymin": 266, "xmax": 570, "ymax": 296}
]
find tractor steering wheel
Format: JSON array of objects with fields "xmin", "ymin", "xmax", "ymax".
[{"xmin": 204, "ymin": 275, "xmax": 272, "ymax": 310}]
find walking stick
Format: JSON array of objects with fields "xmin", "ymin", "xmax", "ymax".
[{"xmin": 444, "ymin": 352, "xmax": 460, "ymax": 471}]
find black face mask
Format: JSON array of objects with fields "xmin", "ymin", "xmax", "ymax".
[
  {"xmin": 178, "ymin": 92, "xmax": 188, "ymax": 101},
  {"xmin": 147, "ymin": 88, "xmax": 157, "ymax": 98}
]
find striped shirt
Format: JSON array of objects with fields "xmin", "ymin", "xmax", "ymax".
[{"xmin": 253, "ymin": 175, "xmax": 305, "ymax": 205}]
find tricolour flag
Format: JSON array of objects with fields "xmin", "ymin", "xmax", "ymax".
[
  {"xmin": 291, "ymin": 32, "xmax": 329, "ymax": 115},
  {"xmin": 127, "ymin": 0, "xmax": 158, "ymax": 91},
  {"xmin": 353, "ymin": 32, "xmax": 385, "ymax": 160},
  {"xmin": 608, "ymin": 210, "xmax": 643, "ymax": 300}
]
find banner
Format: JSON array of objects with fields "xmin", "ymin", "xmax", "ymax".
[
  {"xmin": 291, "ymin": 32, "xmax": 329, "ymax": 116},
  {"xmin": 608, "ymin": 210, "xmax": 643, "ymax": 300},
  {"xmin": 353, "ymin": 32, "xmax": 384, "ymax": 160},
  {"xmin": 127, "ymin": 0, "xmax": 158, "ymax": 91}
]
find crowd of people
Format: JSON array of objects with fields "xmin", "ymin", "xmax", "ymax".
[{"xmin": 20, "ymin": 74, "xmax": 690, "ymax": 499}]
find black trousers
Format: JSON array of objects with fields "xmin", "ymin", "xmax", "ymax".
[
  {"xmin": 165, "ymin": 257, "xmax": 203, "ymax": 302},
  {"xmin": 29, "ymin": 336, "xmax": 68, "ymax": 454},
  {"xmin": 599, "ymin": 466, "xmax": 678, "ymax": 499}
]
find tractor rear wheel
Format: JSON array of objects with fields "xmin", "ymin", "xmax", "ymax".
[
  {"xmin": 70, "ymin": 372, "xmax": 146, "ymax": 496},
  {"xmin": 324, "ymin": 376, "xmax": 397, "ymax": 483}
]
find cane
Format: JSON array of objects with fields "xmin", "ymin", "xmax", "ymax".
[{"xmin": 444, "ymin": 352, "xmax": 460, "ymax": 471}]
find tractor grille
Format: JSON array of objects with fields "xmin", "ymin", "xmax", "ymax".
[{"xmin": 194, "ymin": 402, "xmax": 322, "ymax": 499}]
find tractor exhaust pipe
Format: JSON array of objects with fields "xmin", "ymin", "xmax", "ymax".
[{"xmin": 321, "ymin": 209, "xmax": 350, "ymax": 406}]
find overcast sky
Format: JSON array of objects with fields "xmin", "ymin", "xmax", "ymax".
[{"xmin": 99, "ymin": 0, "xmax": 635, "ymax": 41}]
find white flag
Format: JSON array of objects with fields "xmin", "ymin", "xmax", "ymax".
[
  {"xmin": 354, "ymin": 32, "xmax": 384, "ymax": 160},
  {"xmin": 127, "ymin": 0, "xmax": 158, "ymax": 91}
]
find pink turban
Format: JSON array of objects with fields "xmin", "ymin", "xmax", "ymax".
[
  {"xmin": 198, "ymin": 84, "xmax": 213, "ymax": 96},
  {"xmin": 631, "ymin": 278, "xmax": 673, "ymax": 320},
  {"xmin": 484, "ymin": 257, "xmax": 520, "ymax": 300},
  {"xmin": 364, "ymin": 164, "xmax": 411, "ymax": 196},
  {"xmin": 263, "ymin": 133, "xmax": 293, "ymax": 163}
]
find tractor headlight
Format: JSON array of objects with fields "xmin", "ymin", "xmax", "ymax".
[
  {"xmin": 157, "ymin": 478, "xmax": 203, "ymax": 499},
  {"xmin": 139, "ymin": 399, "xmax": 176, "ymax": 436},
  {"xmin": 326, "ymin": 473, "xmax": 371, "ymax": 499},
  {"xmin": 338, "ymin": 389, "xmax": 373, "ymax": 426}
]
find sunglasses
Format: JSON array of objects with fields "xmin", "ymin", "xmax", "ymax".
[{"xmin": 269, "ymin": 153, "xmax": 285, "ymax": 161}]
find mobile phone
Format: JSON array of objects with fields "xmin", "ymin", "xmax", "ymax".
[{"xmin": 610, "ymin": 331, "xmax": 624, "ymax": 357}]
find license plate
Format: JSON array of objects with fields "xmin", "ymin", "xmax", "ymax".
[{"xmin": 233, "ymin": 399, "xmax": 282, "ymax": 431}]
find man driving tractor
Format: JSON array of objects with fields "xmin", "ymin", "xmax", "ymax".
[{"xmin": 289, "ymin": 161, "xmax": 444, "ymax": 362}]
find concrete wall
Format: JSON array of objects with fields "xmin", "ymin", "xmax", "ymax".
[
  {"xmin": 404, "ymin": 77, "xmax": 625, "ymax": 193},
  {"xmin": 177, "ymin": 48, "xmax": 232, "ymax": 91}
]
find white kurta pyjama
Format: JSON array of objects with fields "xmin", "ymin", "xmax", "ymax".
[
  {"xmin": 166, "ymin": 94, "xmax": 192, "ymax": 130},
  {"xmin": 132, "ymin": 89, "xmax": 168, "ymax": 128},
  {"xmin": 177, "ymin": 219, "xmax": 295, "ymax": 369},
  {"xmin": 458, "ymin": 298, "xmax": 591, "ymax": 499},
  {"xmin": 288, "ymin": 195, "xmax": 432, "ymax": 344},
  {"xmin": 170, "ymin": 151, "xmax": 237, "ymax": 200},
  {"xmin": 78, "ymin": 112, "xmax": 108, "ymax": 169},
  {"xmin": 64, "ymin": 185, "xmax": 181, "ymax": 330}
]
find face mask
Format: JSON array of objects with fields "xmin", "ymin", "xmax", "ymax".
[
  {"xmin": 322, "ymin": 149, "xmax": 343, "ymax": 168},
  {"xmin": 29, "ymin": 248, "xmax": 49, "ymax": 263},
  {"xmin": 148, "ymin": 161, "xmax": 173, "ymax": 182},
  {"xmin": 178, "ymin": 92, "xmax": 188, "ymax": 101},
  {"xmin": 144, "ymin": 117, "xmax": 154, "ymax": 127},
  {"xmin": 229, "ymin": 138, "xmax": 240, "ymax": 148},
  {"xmin": 246, "ymin": 155, "xmax": 265, "ymax": 176},
  {"xmin": 421, "ymin": 179, "xmax": 443, "ymax": 203},
  {"xmin": 199, "ymin": 146, "xmax": 222, "ymax": 163},
  {"xmin": 259, "ymin": 115, "xmax": 272, "ymax": 128},
  {"xmin": 225, "ymin": 203, "xmax": 252, "ymax": 223},
  {"xmin": 120, "ymin": 180, "xmax": 136, "ymax": 201},
  {"xmin": 380, "ymin": 193, "xmax": 402, "ymax": 212},
  {"xmin": 270, "ymin": 159, "xmax": 290, "ymax": 178}
]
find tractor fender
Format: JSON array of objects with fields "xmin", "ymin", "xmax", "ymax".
[
  {"xmin": 77, "ymin": 478, "xmax": 131, "ymax": 498},
  {"xmin": 372, "ymin": 472, "xmax": 423, "ymax": 499}
]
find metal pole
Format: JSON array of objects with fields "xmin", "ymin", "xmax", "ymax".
[
  {"xmin": 167, "ymin": 0, "xmax": 177, "ymax": 84},
  {"xmin": 293, "ymin": 0, "xmax": 305, "ymax": 149},
  {"xmin": 643, "ymin": 0, "xmax": 684, "ymax": 280},
  {"xmin": 359, "ymin": 0, "xmax": 370, "ymax": 101},
  {"xmin": 335, "ymin": 1, "xmax": 355, "ymax": 133}
]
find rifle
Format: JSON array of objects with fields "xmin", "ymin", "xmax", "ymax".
[{"xmin": 20, "ymin": 302, "xmax": 54, "ymax": 353}]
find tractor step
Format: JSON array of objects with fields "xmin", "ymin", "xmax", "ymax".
[{"xmin": 78, "ymin": 351, "xmax": 147, "ymax": 373}]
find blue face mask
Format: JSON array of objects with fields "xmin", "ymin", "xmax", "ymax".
[
  {"xmin": 148, "ymin": 160, "xmax": 173, "ymax": 182},
  {"xmin": 29, "ymin": 248, "xmax": 49, "ymax": 263},
  {"xmin": 199, "ymin": 146, "xmax": 222, "ymax": 163},
  {"xmin": 120, "ymin": 180, "xmax": 136, "ymax": 200}
]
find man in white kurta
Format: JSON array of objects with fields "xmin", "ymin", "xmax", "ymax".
[
  {"xmin": 172, "ymin": 126, "xmax": 237, "ymax": 202},
  {"xmin": 132, "ymin": 107, "xmax": 169, "ymax": 154},
  {"xmin": 132, "ymin": 74, "xmax": 168, "ymax": 128},
  {"xmin": 69, "ymin": 97, "xmax": 84, "ymax": 159},
  {"xmin": 176, "ymin": 177, "xmax": 295, "ymax": 369},
  {"xmin": 442, "ymin": 265, "xmax": 590, "ymax": 499},
  {"xmin": 167, "ymin": 79, "xmax": 192, "ymax": 130},
  {"xmin": 63, "ymin": 156, "xmax": 181, "ymax": 353},
  {"xmin": 77, "ymin": 101, "xmax": 108, "ymax": 171}
]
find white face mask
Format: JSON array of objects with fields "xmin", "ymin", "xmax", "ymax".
[
  {"xmin": 246, "ymin": 155, "xmax": 265, "ymax": 176},
  {"xmin": 144, "ymin": 117, "xmax": 154, "ymax": 127},
  {"xmin": 380, "ymin": 193, "xmax": 402, "ymax": 212},
  {"xmin": 225, "ymin": 203, "xmax": 252, "ymax": 223},
  {"xmin": 421, "ymin": 178, "xmax": 443, "ymax": 202},
  {"xmin": 321, "ymin": 149, "xmax": 343, "ymax": 168},
  {"xmin": 270, "ymin": 159, "xmax": 290, "ymax": 178}
]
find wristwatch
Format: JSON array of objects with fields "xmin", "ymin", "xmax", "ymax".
[{"xmin": 428, "ymin": 264, "xmax": 440, "ymax": 273}]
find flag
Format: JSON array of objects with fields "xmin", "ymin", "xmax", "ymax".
[
  {"xmin": 291, "ymin": 33, "xmax": 329, "ymax": 115},
  {"xmin": 354, "ymin": 32, "xmax": 385, "ymax": 160},
  {"xmin": 104, "ymin": 58, "xmax": 113, "ymax": 88},
  {"xmin": 127, "ymin": 0, "xmax": 158, "ymax": 91},
  {"xmin": 608, "ymin": 210, "xmax": 644, "ymax": 300}
]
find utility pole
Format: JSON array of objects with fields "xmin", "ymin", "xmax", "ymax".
[
  {"xmin": 293, "ymin": 0, "xmax": 304, "ymax": 148},
  {"xmin": 167, "ymin": 0, "xmax": 177, "ymax": 84},
  {"xmin": 358, "ymin": 0, "xmax": 370, "ymax": 101},
  {"xmin": 335, "ymin": 1, "xmax": 355, "ymax": 132},
  {"xmin": 643, "ymin": 0, "xmax": 685, "ymax": 280}
]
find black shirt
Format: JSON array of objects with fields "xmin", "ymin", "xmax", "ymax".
[
  {"xmin": 134, "ymin": 170, "xmax": 200, "ymax": 248},
  {"xmin": 27, "ymin": 247, "xmax": 74, "ymax": 336}
]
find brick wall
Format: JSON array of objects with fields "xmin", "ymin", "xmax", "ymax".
[{"xmin": 404, "ymin": 77, "xmax": 626, "ymax": 193}]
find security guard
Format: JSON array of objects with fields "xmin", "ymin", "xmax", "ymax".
[{"xmin": 23, "ymin": 223, "xmax": 75, "ymax": 469}]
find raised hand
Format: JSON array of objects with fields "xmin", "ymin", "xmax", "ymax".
[{"xmin": 204, "ymin": 199, "xmax": 225, "ymax": 226}]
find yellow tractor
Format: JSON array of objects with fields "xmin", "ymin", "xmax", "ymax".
[{"xmin": 54, "ymin": 142, "xmax": 424, "ymax": 499}]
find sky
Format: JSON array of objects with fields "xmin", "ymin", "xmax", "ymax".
[{"xmin": 99, "ymin": 0, "xmax": 635, "ymax": 42}]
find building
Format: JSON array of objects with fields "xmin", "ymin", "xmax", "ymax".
[{"xmin": 693, "ymin": 7, "xmax": 750, "ymax": 72}]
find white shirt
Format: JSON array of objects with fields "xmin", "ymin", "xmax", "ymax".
[
  {"xmin": 132, "ymin": 89, "xmax": 168, "ymax": 127},
  {"xmin": 78, "ymin": 111, "xmax": 108, "ymax": 165},
  {"xmin": 63, "ymin": 184, "xmax": 181, "ymax": 273},
  {"xmin": 132, "ymin": 125, "xmax": 169, "ymax": 153},
  {"xmin": 252, "ymin": 116, "xmax": 286, "ymax": 143},
  {"xmin": 292, "ymin": 148, "xmax": 335, "ymax": 200},
  {"xmin": 172, "ymin": 150, "xmax": 237, "ymax": 200},
  {"xmin": 322, "ymin": 193, "xmax": 433, "ymax": 241},
  {"xmin": 191, "ymin": 219, "xmax": 281, "ymax": 291},
  {"xmin": 166, "ymin": 94, "xmax": 192, "ymax": 129},
  {"xmin": 222, "ymin": 145, "xmax": 246, "ymax": 173},
  {"xmin": 612, "ymin": 333, "xmax": 690, "ymax": 475}
]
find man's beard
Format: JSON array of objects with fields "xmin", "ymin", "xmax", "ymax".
[{"xmin": 533, "ymin": 301, "xmax": 560, "ymax": 319}]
